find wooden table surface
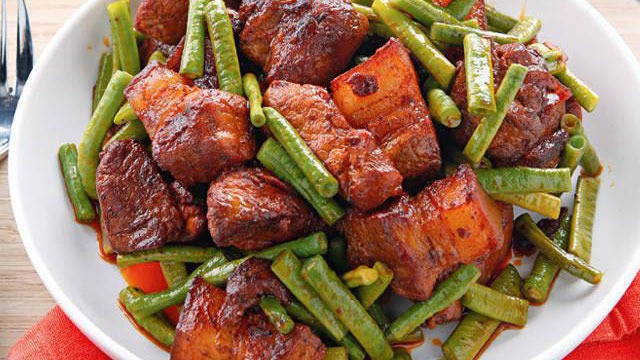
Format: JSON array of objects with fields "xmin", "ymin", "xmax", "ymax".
[{"xmin": 0, "ymin": 0, "xmax": 639, "ymax": 357}]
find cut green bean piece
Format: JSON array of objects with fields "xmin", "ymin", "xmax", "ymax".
[
  {"xmin": 515, "ymin": 214, "xmax": 603, "ymax": 284},
  {"xmin": 206, "ymin": 0, "xmax": 244, "ymax": 95},
  {"xmin": 58, "ymin": 143, "xmax": 96, "ymax": 222},
  {"xmin": 491, "ymin": 192, "xmax": 561, "ymax": 219},
  {"xmin": 357, "ymin": 262, "xmax": 394, "ymax": 309},
  {"xmin": 463, "ymin": 34, "xmax": 496, "ymax": 116},
  {"xmin": 529, "ymin": 43, "xmax": 566, "ymax": 75},
  {"xmin": 369, "ymin": 21, "xmax": 395, "ymax": 38},
  {"xmin": 259, "ymin": 296, "xmax": 295, "ymax": 334},
  {"xmin": 559, "ymin": 135, "xmax": 587, "ymax": 175},
  {"xmin": 373, "ymin": 0, "xmax": 455, "ymax": 88},
  {"xmin": 461, "ymin": 283, "xmax": 528, "ymax": 326},
  {"xmin": 254, "ymin": 232, "xmax": 328, "ymax": 261},
  {"xmin": 243, "ymin": 73, "xmax": 266, "ymax": 127},
  {"xmin": 148, "ymin": 50, "xmax": 167, "ymax": 64},
  {"xmin": 286, "ymin": 300, "xmax": 323, "ymax": 328},
  {"xmin": 368, "ymin": 302, "xmax": 390, "ymax": 331},
  {"xmin": 389, "ymin": 0, "xmax": 461, "ymax": 26},
  {"xmin": 569, "ymin": 176, "xmax": 600, "ymax": 262},
  {"xmin": 523, "ymin": 211, "xmax": 570, "ymax": 303},
  {"xmin": 272, "ymin": 250, "xmax": 349, "ymax": 341},
  {"xmin": 442, "ymin": 264, "xmax": 522, "ymax": 360},
  {"xmin": 110, "ymin": 20, "xmax": 121, "ymax": 75},
  {"xmin": 560, "ymin": 114, "xmax": 584, "ymax": 136},
  {"xmin": 264, "ymin": 107, "xmax": 339, "ymax": 198},
  {"xmin": 117, "ymin": 246, "xmax": 221, "ymax": 268},
  {"xmin": 353, "ymin": 3, "xmax": 380, "ymax": 22},
  {"xmin": 78, "ymin": 70, "xmax": 133, "ymax": 199},
  {"xmin": 430, "ymin": 22, "xmax": 519, "ymax": 45},
  {"xmin": 126, "ymin": 253, "xmax": 229, "ymax": 317},
  {"xmin": 286, "ymin": 300, "xmax": 366, "ymax": 360},
  {"xmin": 507, "ymin": 16, "xmax": 541, "ymax": 44},
  {"xmin": 463, "ymin": 64, "xmax": 528, "ymax": 163},
  {"xmin": 386, "ymin": 265, "xmax": 480, "ymax": 343},
  {"xmin": 485, "ymin": 5, "xmax": 517, "ymax": 32},
  {"xmin": 368, "ymin": 302, "xmax": 422, "ymax": 345},
  {"xmin": 343, "ymin": 266, "xmax": 379, "ymax": 288},
  {"xmin": 461, "ymin": 19, "xmax": 479, "ymax": 29},
  {"xmin": 327, "ymin": 237, "xmax": 350, "ymax": 274},
  {"xmin": 326, "ymin": 347, "xmax": 349, "ymax": 360},
  {"xmin": 446, "ymin": 0, "xmax": 476, "ymax": 20},
  {"xmin": 93, "ymin": 52, "xmax": 113, "ymax": 113},
  {"xmin": 180, "ymin": 0, "xmax": 207, "ymax": 79},
  {"xmin": 107, "ymin": 118, "xmax": 147, "ymax": 147},
  {"xmin": 107, "ymin": 0, "xmax": 140, "ymax": 75},
  {"xmin": 302, "ymin": 255, "xmax": 394, "ymax": 360},
  {"xmin": 425, "ymin": 86, "xmax": 462, "ymax": 128},
  {"xmin": 258, "ymin": 139, "xmax": 345, "ymax": 225},
  {"xmin": 160, "ymin": 261, "xmax": 188, "ymax": 288},
  {"xmin": 113, "ymin": 102, "xmax": 137, "ymax": 125},
  {"xmin": 556, "ymin": 69, "xmax": 599, "ymax": 112},
  {"xmin": 120, "ymin": 287, "xmax": 175, "ymax": 347},
  {"xmin": 580, "ymin": 140, "xmax": 602, "ymax": 177},
  {"xmin": 475, "ymin": 167, "xmax": 572, "ymax": 194}
]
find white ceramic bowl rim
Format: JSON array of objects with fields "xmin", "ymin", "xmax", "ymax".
[{"xmin": 9, "ymin": 0, "xmax": 640, "ymax": 359}]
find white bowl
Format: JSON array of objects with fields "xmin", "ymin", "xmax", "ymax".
[{"xmin": 9, "ymin": 0, "xmax": 640, "ymax": 359}]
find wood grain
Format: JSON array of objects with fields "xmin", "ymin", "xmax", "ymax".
[{"xmin": 0, "ymin": 0, "xmax": 638, "ymax": 358}]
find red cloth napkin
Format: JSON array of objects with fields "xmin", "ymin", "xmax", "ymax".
[{"xmin": 8, "ymin": 273, "xmax": 640, "ymax": 360}]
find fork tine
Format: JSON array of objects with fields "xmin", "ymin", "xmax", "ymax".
[
  {"xmin": 0, "ymin": 0, "xmax": 7, "ymax": 96},
  {"xmin": 14, "ymin": 0, "xmax": 32, "ymax": 96}
]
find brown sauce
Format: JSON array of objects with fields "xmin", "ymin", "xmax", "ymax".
[
  {"xmin": 118, "ymin": 300, "xmax": 170, "ymax": 353},
  {"xmin": 475, "ymin": 323, "xmax": 523, "ymax": 359},
  {"xmin": 513, "ymin": 259, "xmax": 523, "ymax": 266},
  {"xmin": 431, "ymin": 338, "xmax": 443, "ymax": 347},
  {"xmin": 391, "ymin": 330, "xmax": 425, "ymax": 352},
  {"xmin": 86, "ymin": 218, "xmax": 117, "ymax": 264},
  {"xmin": 530, "ymin": 271, "xmax": 561, "ymax": 307}
]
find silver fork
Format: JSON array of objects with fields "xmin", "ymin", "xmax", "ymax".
[{"xmin": 0, "ymin": 0, "xmax": 33, "ymax": 160}]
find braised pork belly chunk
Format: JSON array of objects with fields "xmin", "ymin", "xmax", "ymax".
[
  {"xmin": 125, "ymin": 64, "xmax": 255, "ymax": 186},
  {"xmin": 264, "ymin": 80, "xmax": 403, "ymax": 211},
  {"xmin": 238, "ymin": 0, "xmax": 369, "ymax": 86},
  {"xmin": 96, "ymin": 140, "xmax": 205, "ymax": 253},
  {"xmin": 207, "ymin": 167, "xmax": 320, "ymax": 251},
  {"xmin": 171, "ymin": 273, "xmax": 325, "ymax": 360},
  {"xmin": 134, "ymin": 0, "xmax": 189, "ymax": 45},
  {"xmin": 331, "ymin": 39, "xmax": 442, "ymax": 179},
  {"xmin": 218, "ymin": 258, "xmax": 292, "ymax": 324},
  {"xmin": 451, "ymin": 43, "xmax": 572, "ymax": 167},
  {"xmin": 341, "ymin": 164, "xmax": 505, "ymax": 300}
]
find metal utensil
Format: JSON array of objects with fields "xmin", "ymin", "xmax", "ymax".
[{"xmin": 0, "ymin": 0, "xmax": 33, "ymax": 160}]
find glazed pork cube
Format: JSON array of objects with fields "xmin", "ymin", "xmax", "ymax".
[
  {"xmin": 342, "ymin": 164, "xmax": 505, "ymax": 300},
  {"xmin": 416, "ymin": 163, "xmax": 504, "ymax": 264},
  {"xmin": 207, "ymin": 167, "xmax": 321, "ymax": 250},
  {"xmin": 238, "ymin": 0, "xmax": 369, "ymax": 86},
  {"xmin": 125, "ymin": 64, "xmax": 255, "ymax": 186},
  {"xmin": 331, "ymin": 39, "xmax": 441, "ymax": 179},
  {"xmin": 264, "ymin": 80, "xmax": 403, "ymax": 211},
  {"xmin": 473, "ymin": 203, "xmax": 514, "ymax": 284},
  {"xmin": 96, "ymin": 140, "xmax": 205, "ymax": 253},
  {"xmin": 171, "ymin": 277, "xmax": 233, "ymax": 360},
  {"xmin": 135, "ymin": 0, "xmax": 189, "ymax": 45},
  {"xmin": 171, "ymin": 276, "xmax": 326, "ymax": 359},
  {"xmin": 342, "ymin": 194, "xmax": 459, "ymax": 300},
  {"xmin": 218, "ymin": 258, "xmax": 292, "ymax": 324},
  {"xmin": 450, "ymin": 43, "xmax": 573, "ymax": 167}
]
